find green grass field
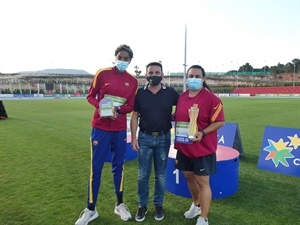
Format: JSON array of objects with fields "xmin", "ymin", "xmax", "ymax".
[{"xmin": 0, "ymin": 97, "xmax": 299, "ymax": 225}]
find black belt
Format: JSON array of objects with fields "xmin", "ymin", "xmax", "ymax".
[{"xmin": 140, "ymin": 130, "xmax": 169, "ymax": 136}]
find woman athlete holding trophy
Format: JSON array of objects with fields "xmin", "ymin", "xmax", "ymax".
[{"xmin": 174, "ymin": 65, "xmax": 225, "ymax": 225}]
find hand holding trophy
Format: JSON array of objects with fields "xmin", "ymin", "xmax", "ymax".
[{"xmin": 188, "ymin": 104, "xmax": 199, "ymax": 141}]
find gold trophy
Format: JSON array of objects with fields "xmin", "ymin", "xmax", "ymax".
[{"xmin": 188, "ymin": 104, "xmax": 199, "ymax": 141}]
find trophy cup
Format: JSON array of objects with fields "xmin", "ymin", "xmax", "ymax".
[
  {"xmin": 99, "ymin": 97, "xmax": 114, "ymax": 117},
  {"xmin": 188, "ymin": 104, "xmax": 199, "ymax": 141}
]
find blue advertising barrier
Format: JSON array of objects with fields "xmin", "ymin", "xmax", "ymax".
[
  {"xmin": 217, "ymin": 122, "xmax": 244, "ymax": 156},
  {"xmin": 257, "ymin": 126, "xmax": 300, "ymax": 178}
]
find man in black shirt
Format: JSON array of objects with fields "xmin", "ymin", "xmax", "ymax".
[{"xmin": 130, "ymin": 62, "xmax": 179, "ymax": 222}]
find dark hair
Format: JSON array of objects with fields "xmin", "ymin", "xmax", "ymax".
[
  {"xmin": 115, "ymin": 44, "xmax": 134, "ymax": 59},
  {"xmin": 146, "ymin": 62, "xmax": 163, "ymax": 72},
  {"xmin": 187, "ymin": 65, "xmax": 212, "ymax": 92}
]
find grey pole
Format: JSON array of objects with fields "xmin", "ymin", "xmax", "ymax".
[
  {"xmin": 293, "ymin": 63, "xmax": 296, "ymax": 87},
  {"xmin": 183, "ymin": 23, "xmax": 187, "ymax": 92}
]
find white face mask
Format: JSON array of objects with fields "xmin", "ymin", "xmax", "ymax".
[{"xmin": 115, "ymin": 60, "xmax": 129, "ymax": 72}]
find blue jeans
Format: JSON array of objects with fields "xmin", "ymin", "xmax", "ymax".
[{"xmin": 137, "ymin": 131, "xmax": 171, "ymax": 207}]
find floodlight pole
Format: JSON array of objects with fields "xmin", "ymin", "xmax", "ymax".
[
  {"xmin": 237, "ymin": 72, "xmax": 239, "ymax": 87},
  {"xmin": 183, "ymin": 23, "xmax": 187, "ymax": 92},
  {"xmin": 293, "ymin": 63, "xmax": 296, "ymax": 87}
]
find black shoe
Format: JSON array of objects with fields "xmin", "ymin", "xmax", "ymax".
[
  {"xmin": 154, "ymin": 205, "xmax": 164, "ymax": 221},
  {"xmin": 135, "ymin": 206, "xmax": 147, "ymax": 222}
]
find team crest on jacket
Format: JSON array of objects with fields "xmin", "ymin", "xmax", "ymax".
[
  {"xmin": 93, "ymin": 140, "xmax": 98, "ymax": 146},
  {"xmin": 125, "ymin": 82, "xmax": 129, "ymax": 87}
]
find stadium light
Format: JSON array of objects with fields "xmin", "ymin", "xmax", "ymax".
[{"xmin": 293, "ymin": 63, "xmax": 296, "ymax": 87}]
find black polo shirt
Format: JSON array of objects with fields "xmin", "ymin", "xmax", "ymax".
[{"xmin": 133, "ymin": 84, "xmax": 179, "ymax": 132}]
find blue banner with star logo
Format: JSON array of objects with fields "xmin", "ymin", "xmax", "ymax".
[{"xmin": 257, "ymin": 126, "xmax": 300, "ymax": 178}]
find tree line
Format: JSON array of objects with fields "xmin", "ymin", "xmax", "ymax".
[{"xmin": 224, "ymin": 58, "xmax": 299, "ymax": 76}]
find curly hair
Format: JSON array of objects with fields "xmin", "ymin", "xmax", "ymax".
[{"xmin": 115, "ymin": 44, "xmax": 134, "ymax": 60}]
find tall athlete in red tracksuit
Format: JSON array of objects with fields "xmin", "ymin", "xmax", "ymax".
[{"xmin": 75, "ymin": 45, "xmax": 138, "ymax": 225}]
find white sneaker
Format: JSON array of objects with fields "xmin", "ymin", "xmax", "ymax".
[
  {"xmin": 196, "ymin": 216, "xmax": 209, "ymax": 225},
  {"xmin": 114, "ymin": 203, "xmax": 132, "ymax": 221},
  {"xmin": 75, "ymin": 208, "xmax": 99, "ymax": 225},
  {"xmin": 184, "ymin": 203, "xmax": 201, "ymax": 219}
]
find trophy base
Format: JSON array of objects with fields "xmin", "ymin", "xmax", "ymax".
[{"xmin": 188, "ymin": 135, "xmax": 196, "ymax": 141}]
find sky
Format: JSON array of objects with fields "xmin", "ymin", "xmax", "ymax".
[{"xmin": 0, "ymin": 0, "xmax": 299, "ymax": 75}]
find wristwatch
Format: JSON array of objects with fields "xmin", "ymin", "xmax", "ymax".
[{"xmin": 115, "ymin": 106, "xmax": 121, "ymax": 113}]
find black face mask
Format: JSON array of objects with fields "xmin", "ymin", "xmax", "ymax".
[{"xmin": 146, "ymin": 76, "xmax": 162, "ymax": 86}]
